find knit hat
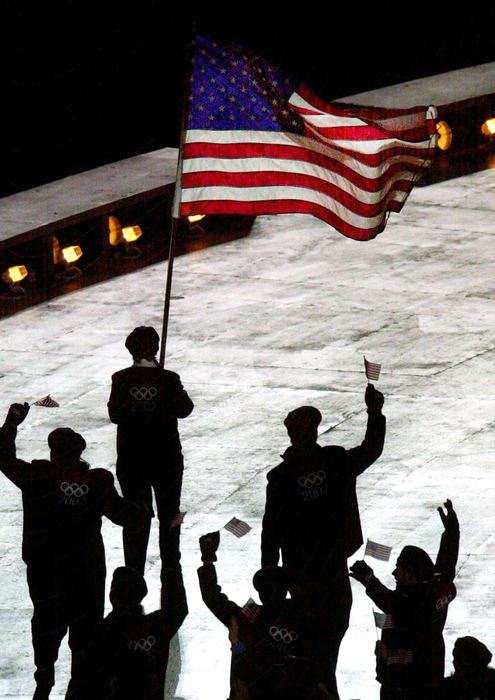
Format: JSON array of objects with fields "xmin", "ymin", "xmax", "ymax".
[
  {"xmin": 48, "ymin": 428, "xmax": 86, "ymax": 457},
  {"xmin": 252, "ymin": 566, "xmax": 289, "ymax": 593},
  {"xmin": 125, "ymin": 326, "xmax": 159, "ymax": 359},
  {"xmin": 398, "ymin": 545, "xmax": 435, "ymax": 581},
  {"xmin": 454, "ymin": 636, "xmax": 492, "ymax": 668},
  {"xmin": 111, "ymin": 566, "xmax": 148, "ymax": 605},
  {"xmin": 284, "ymin": 406, "xmax": 322, "ymax": 433}
]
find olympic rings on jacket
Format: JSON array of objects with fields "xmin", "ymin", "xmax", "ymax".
[
  {"xmin": 130, "ymin": 386, "xmax": 158, "ymax": 401},
  {"xmin": 268, "ymin": 626, "xmax": 298, "ymax": 643},
  {"xmin": 128, "ymin": 635, "xmax": 156, "ymax": 652},
  {"xmin": 59, "ymin": 482, "xmax": 89, "ymax": 498},
  {"xmin": 297, "ymin": 470, "xmax": 326, "ymax": 489}
]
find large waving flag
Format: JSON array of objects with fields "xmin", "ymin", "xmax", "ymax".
[{"xmin": 178, "ymin": 36, "xmax": 438, "ymax": 241}]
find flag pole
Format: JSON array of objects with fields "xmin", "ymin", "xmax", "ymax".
[{"xmin": 159, "ymin": 39, "xmax": 193, "ymax": 368}]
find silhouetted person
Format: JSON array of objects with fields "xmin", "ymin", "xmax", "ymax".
[
  {"xmin": 260, "ymin": 384, "xmax": 385, "ymax": 692},
  {"xmin": 92, "ymin": 564, "xmax": 188, "ymax": 699},
  {"xmin": 0, "ymin": 402, "xmax": 142, "ymax": 700},
  {"xmin": 436, "ymin": 636, "xmax": 495, "ymax": 700},
  {"xmin": 197, "ymin": 531, "xmax": 331, "ymax": 700},
  {"xmin": 107, "ymin": 326, "xmax": 193, "ymax": 579},
  {"xmin": 350, "ymin": 499, "xmax": 460, "ymax": 700}
]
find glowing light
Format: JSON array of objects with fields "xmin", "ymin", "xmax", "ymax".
[
  {"xmin": 481, "ymin": 118, "xmax": 495, "ymax": 136},
  {"xmin": 122, "ymin": 225, "xmax": 142, "ymax": 243},
  {"xmin": 62, "ymin": 246, "xmax": 83, "ymax": 264},
  {"xmin": 436, "ymin": 121, "xmax": 452, "ymax": 151},
  {"xmin": 109, "ymin": 215, "xmax": 123, "ymax": 246},
  {"xmin": 188, "ymin": 214, "xmax": 205, "ymax": 223},
  {"xmin": 3, "ymin": 265, "xmax": 28, "ymax": 284}
]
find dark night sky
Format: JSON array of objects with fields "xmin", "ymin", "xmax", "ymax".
[{"xmin": 2, "ymin": 4, "xmax": 494, "ymax": 198}]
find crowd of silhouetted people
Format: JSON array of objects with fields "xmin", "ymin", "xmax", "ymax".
[{"xmin": 0, "ymin": 325, "xmax": 493, "ymax": 699}]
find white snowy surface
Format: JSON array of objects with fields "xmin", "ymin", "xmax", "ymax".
[{"xmin": 0, "ymin": 168, "xmax": 494, "ymax": 699}]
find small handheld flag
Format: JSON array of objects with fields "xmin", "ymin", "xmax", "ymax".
[
  {"xmin": 364, "ymin": 357, "xmax": 381, "ymax": 382},
  {"xmin": 33, "ymin": 395, "xmax": 59, "ymax": 407},
  {"xmin": 241, "ymin": 597, "xmax": 261, "ymax": 622},
  {"xmin": 373, "ymin": 611, "xmax": 394, "ymax": 629},
  {"xmin": 365, "ymin": 538, "xmax": 392, "ymax": 561},
  {"xmin": 224, "ymin": 517, "xmax": 252, "ymax": 538}
]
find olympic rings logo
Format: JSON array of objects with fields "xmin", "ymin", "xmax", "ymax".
[
  {"xmin": 435, "ymin": 594, "xmax": 453, "ymax": 612},
  {"xmin": 59, "ymin": 482, "xmax": 89, "ymax": 498},
  {"xmin": 129, "ymin": 635, "xmax": 156, "ymax": 652},
  {"xmin": 130, "ymin": 386, "xmax": 158, "ymax": 401},
  {"xmin": 269, "ymin": 626, "xmax": 298, "ymax": 644},
  {"xmin": 298, "ymin": 470, "xmax": 326, "ymax": 489}
]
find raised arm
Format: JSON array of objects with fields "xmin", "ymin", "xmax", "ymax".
[
  {"xmin": 435, "ymin": 499, "xmax": 460, "ymax": 581},
  {"xmin": 349, "ymin": 560, "xmax": 410, "ymax": 617},
  {"xmin": 197, "ymin": 531, "xmax": 241, "ymax": 627},
  {"xmin": 345, "ymin": 384, "xmax": 386, "ymax": 476},
  {"xmin": 0, "ymin": 402, "xmax": 32, "ymax": 488}
]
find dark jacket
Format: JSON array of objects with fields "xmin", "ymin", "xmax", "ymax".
[
  {"xmin": 0, "ymin": 423, "xmax": 139, "ymax": 569},
  {"xmin": 436, "ymin": 667, "xmax": 495, "ymax": 700},
  {"xmin": 261, "ymin": 409, "xmax": 385, "ymax": 578},
  {"xmin": 364, "ymin": 522, "xmax": 460, "ymax": 692},
  {"xmin": 94, "ymin": 569, "xmax": 188, "ymax": 699},
  {"xmin": 198, "ymin": 563, "xmax": 324, "ymax": 699},
  {"xmin": 108, "ymin": 363, "xmax": 193, "ymax": 462}
]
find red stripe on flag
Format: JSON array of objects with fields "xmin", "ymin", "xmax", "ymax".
[
  {"xmin": 181, "ymin": 199, "xmax": 392, "ymax": 241},
  {"xmin": 182, "ymin": 172, "xmax": 413, "ymax": 217}
]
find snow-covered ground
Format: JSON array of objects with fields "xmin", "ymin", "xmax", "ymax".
[{"xmin": 0, "ymin": 168, "xmax": 494, "ymax": 699}]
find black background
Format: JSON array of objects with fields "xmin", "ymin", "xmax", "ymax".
[{"xmin": 3, "ymin": 5, "xmax": 494, "ymax": 198}]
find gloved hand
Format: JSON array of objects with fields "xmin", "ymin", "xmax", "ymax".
[
  {"xmin": 438, "ymin": 499, "xmax": 459, "ymax": 532},
  {"xmin": 5, "ymin": 402, "xmax": 30, "ymax": 426},
  {"xmin": 349, "ymin": 560, "xmax": 375, "ymax": 585},
  {"xmin": 365, "ymin": 384, "xmax": 384, "ymax": 413},
  {"xmin": 199, "ymin": 531, "xmax": 220, "ymax": 562}
]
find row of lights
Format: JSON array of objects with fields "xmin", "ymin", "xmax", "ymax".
[
  {"xmin": 4, "ymin": 118, "xmax": 494, "ymax": 295},
  {"xmin": 2, "ymin": 214, "xmax": 206, "ymax": 296},
  {"xmin": 436, "ymin": 117, "xmax": 495, "ymax": 151}
]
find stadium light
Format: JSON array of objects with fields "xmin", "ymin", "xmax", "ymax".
[
  {"xmin": 436, "ymin": 120, "xmax": 452, "ymax": 151},
  {"xmin": 186, "ymin": 214, "xmax": 206, "ymax": 238},
  {"xmin": 108, "ymin": 216, "xmax": 142, "ymax": 258},
  {"xmin": 481, "ymin": 117, "xmax": 495, "ymax": 138},
  {"xmin": 53, "ymin": 237, "xmax": 83, "ymax": 278},
  {"xmin": 2, "ymin": 265, "xmax": 28, "ymax": 295}
]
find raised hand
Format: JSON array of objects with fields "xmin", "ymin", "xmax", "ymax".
[
  {"xmin": 6, "ymin": 402, "xmax": 30, "ymax": 426},
  {"xmin": 199, "ymin": 531, "xmax": 220, "ymax": 562},
  {"xmin": 365, "ymin": 384, "xmax": 384, "ymax": 413},
  {"xmin": 437, "ymin": 499, "xmax": 459, "ymax": 531},
  {"xmin": 349, "ymin": 559, "xmax": 374, "ymax": 585}
]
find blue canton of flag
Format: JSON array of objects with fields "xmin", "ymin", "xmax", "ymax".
[{"xmin": 187, "ymin": 37, "xmax": 303, "ymax": 134}]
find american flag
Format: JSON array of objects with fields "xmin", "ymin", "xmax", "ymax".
[
  {"xmin": 364, "ymin": 357, "xmax": 382, "ymax": 381},
  {"xmin": 224, "ymin": 517, "xmax": 252, "ymax": 538},
  {"xmin": 178, "ymin": 36, "xmax": 438, "ymax": 241},
  {"xmin": 373, "ymin": 611, "xmax": 394, "ymax": 629},
  {"xmin": 33, "ymin": 395, "xmax": 59, "ymax": 407},
  {"xmin": 365, "ymin": 538, "xmax": 392, "ymax": 561},
  {"xmin": 241, "ymin": 597, "xmax": 261, "ymax": 622}
]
